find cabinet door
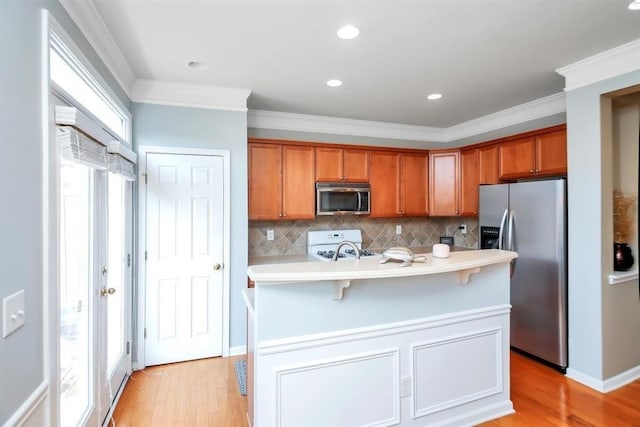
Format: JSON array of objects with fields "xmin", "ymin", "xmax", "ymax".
[
  {"xmin": 499, "ymin": 137, "xmax": 536, "ymax": 180},
  {"xmin": 369, "ymin": 151, "xmax": 400, "ymax": 217},
  {"xmin": 282, "ymin": 145, "xmax": 316, "ymax": 219},
  {"xmin": 315, "ymin": 147, "xmax": 342, "ymax": 182},
  {"xmin": 342, "ymin": 149, "xmax": 369, "ymax": 182},
  {"xmin": 400, "ymin": 153, "xmax": 428, "ymax": 216},
  {"xmin": 248, "ymin": 143, "xmax": 282, "ymax": 220},
  {"xmin": 478, "ymin": 144, "xmax": 499, "ymax": 184},
  {"xmin": 429, "ymin": 151, "xmax": 460, "ymax": 216},
  {"xmin": 535, "ymin": 129, "xmax": 567, "ymax": 176},
  {"xmin": 460, "ymin": 149, "xmax": 479, "ymax": 217}
]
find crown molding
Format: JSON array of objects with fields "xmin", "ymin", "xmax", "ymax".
[
  {"xmin": 59, "ymin": 0, "xmax": 136, "ymax": 97},
  {"xmin": 248, "ymin": 110, "xmax": 445, "ymax": 142},
  {"xmin": 248, "ymin": 92, "xmax": 565, "ymax": 143},
  {"xmin": 556, "ymin": 38, "xmax": 640, "ymax": 91},
  {"xmin": 132, "ymin": 79, "xmax": 251, "ymax": 112},
  {"xmin": 445, "ymin": 92, "xmax": 566, "ymax": 141}
]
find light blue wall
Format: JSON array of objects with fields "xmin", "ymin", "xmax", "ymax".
[
  {"xmin": 132, "ymin": 102, "xmax": 249, "ymax": 349},
  {"xmin": 0, "ymin": 1, "xmax": 130, "ymax": 424},
  {"xmin": 566, "ymin": 69, "xmax": 640, "ymax": 380}
]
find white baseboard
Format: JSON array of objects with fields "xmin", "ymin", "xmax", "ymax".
[
  {"xmin": 566, "ymin": 364, "xmax": 640, "ymax": 393},
  {"xmin": 2, "ymin": 382, "xmax": 48, "ymax": 427},
  {"xmin": 229, "ymin": 345, "xmax": 247, "ymax": 356}
]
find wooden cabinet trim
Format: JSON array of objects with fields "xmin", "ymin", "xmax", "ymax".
[{"xmin": 248, "ymin": 137, "xmax": 430, "ymax": 155}]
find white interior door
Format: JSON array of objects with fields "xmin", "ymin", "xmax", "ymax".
[{"xmin": 144, "ymin": 153, "xmax": 225, "ymax": 366}]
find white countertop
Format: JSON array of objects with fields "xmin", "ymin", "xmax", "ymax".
[{"xmin": 247, "ymin": 249, "xmax": 517, "ymax": 284}]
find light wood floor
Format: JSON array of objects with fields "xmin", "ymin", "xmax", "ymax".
[{"xmin": 111, "ymin": 352, "xmax": 640, "ymax": 426}]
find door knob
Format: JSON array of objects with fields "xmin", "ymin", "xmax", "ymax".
[
  {"xmin": 101, "ymin": 287, "xmax": 116, "ymax": 297},
  {"xmin": 213, "ymin": 263, "xmax": 221, "ymax": 270}
]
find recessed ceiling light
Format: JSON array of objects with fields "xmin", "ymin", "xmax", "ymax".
[
  {"xmin": 629, "ymin": 0, "xmax": 640, "ymax": 10},
  {"xmin": 187, "ymin": 60, "xmax": 208, "ymax": 70},
  {"xmin": 337, "ymin": 25, "xmax": 360, "ymax": 40},
  {"xmin": 427, "ymin": 93, "xmax": 443, "ymax": 100},
  {"xmin": 326, "ymin": 79, "xmax": 343, "ymax": 87}
]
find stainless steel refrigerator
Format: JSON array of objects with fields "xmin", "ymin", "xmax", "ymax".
[{"xmin": 479, "ymin": 179, "xmax": 567, "ymax": 370}]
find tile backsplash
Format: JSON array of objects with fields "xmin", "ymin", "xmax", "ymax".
[{"xmin": 249, "ymin": 216, "xmax": 478, "ymax": 257}]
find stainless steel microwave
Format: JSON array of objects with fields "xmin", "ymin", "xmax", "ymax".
[{"xmin": 316, "ymin": 182, "xmax": 371, "ymax": 215}]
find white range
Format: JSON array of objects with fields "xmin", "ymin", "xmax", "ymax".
[{"xmin": 307, "ymin": 229, "xmax": 379, "ymax": 261}]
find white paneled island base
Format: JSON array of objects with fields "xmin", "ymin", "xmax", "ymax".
[{"xmin": 245, "ymin": 249, "xmax": 518, "ymax": 427}]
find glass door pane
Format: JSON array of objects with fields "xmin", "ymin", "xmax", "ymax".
[
  {"xmin": 107, "ymin": 173, "xmax": 125, "ymax": 372},
  {"xmin": 100, "ymin": 173, "xmax": 131, "ymax": 424},
  {"xmin": 59, "ymin": 161, "xmax": 94, "ymax": 427}
]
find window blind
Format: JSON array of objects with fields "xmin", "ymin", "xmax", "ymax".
[
  {"xmin": 56, "ymin": 126, "xmax": 108, "ymax": 169},
  {"xmin": 108, "ymin": 154, "xmax": 136, "ymax": 181}
]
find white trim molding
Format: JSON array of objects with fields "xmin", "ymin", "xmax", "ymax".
[
  {"xmin": 445, "ymin": 93, "xmax": 566, "ymax": 142},
  {"xmin": 566, "ymin": 364, "xmax": 640, "ymax": 393},
  {"xmin": 59, "ymin": 0, "xmax": 136, "ymax": 96},
  {"xmin": 556, "ymin": 38, "xmax": 640, "ymax": 91},
  {"xmin": 248, "ymin": 92, "xmax": 565, "ymax": 143},
  {"xmin": 2, "ymin": 382, "xmax": 49, "ymax": 427},
  {"xmin": 132, "ymin": 79, "xmax": 251, "ymax": 112},
  {"xmin": 248, "ymin": 109, "xmax": 444, "ymax": 142}
]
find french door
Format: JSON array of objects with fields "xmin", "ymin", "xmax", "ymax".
[{"xmin": 58, "ymin": 161, "xmax": 133, "ymax": 427}]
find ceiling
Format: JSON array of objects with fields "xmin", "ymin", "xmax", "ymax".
[{"xmin": 87, "ymin": 0, "xmax": 640, "ymax": 130}]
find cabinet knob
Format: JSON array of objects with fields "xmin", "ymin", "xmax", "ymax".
[
  {"xmin": 283, "ymin": 213, "xmax": 287, "ymax": 217},
  {"xmin": 529, "ymin": 169, "xmax": 534, "ymax": 173}
]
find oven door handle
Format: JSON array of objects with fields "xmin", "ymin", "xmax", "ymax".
[{"xmin": 497, "ymin": 208, "xmax": 508, "ymax": 250}]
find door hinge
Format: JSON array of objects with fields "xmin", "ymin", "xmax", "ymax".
[
  {"xmin": 145, "ymin": 251, "xmax": 147, "ymax": 261},
  {"xmin": 144, "ymin": 328, "xmax": 147, "ymax": 339},
  {"xmin": 144, "ymin": 173, "xmax": 148, "ymax": 184},
  {"xmin": 127, "ymin": 253, "xmax": 131, "ymax": 267},
  {"xmin": 126, "ymin": 342, "xmax": 130, "ymax": 355}
]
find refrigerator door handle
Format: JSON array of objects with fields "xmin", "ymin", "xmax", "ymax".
[
  {"xmin": 498, "ymin": 208, "xmax": 508, "ymax": 250},
  {"xmin": 508, "ymin": 209, "xmax": 517, "ymax": 277}
]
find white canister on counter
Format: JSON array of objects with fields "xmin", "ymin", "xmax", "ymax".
[{"xmin": 432, "ymin": 243, "xmax": 450, "ymax": 258}]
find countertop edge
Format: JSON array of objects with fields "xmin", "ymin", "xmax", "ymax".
[{"xmin": 248, "ymin": 249, "xmax": 517, "ymax": 284}]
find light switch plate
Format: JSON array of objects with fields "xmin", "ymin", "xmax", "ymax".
[
  {"xmin": 3, "ymin": 290, "xmax": 25, "ymax": 338},
  {"xmin": 396, "ymin": 225, "xmax": 402, "ymax": 235},
  {"xmin": 267, "ymin": 229, "xmax": 275, "ymax": 241}
]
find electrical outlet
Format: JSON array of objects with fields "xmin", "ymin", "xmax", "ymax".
[
  {"xmin": 396, "ymin": 225, "xmax": 402, "ymax": 235},
  {"xmin": 459, "ymin": 224, "xmax": 467, "ymax": 235},
  {"xmin": 400, "ymin": 376, "xmax": 411, "ymax": 397},
  {"xmin": 267, "ymin": 229, "xmax": 275, "ymax": 241}
]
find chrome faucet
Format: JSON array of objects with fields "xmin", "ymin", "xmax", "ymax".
[{"xmin": 332, "ymin": 241, "xmax": 361, "ymax": 261}]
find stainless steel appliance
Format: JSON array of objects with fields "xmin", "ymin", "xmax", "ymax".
[
  {"xmin": 316, "ymin": 183, "xmax": 370, "ymax": 216},
  {"xmin": 479, "ymin": 179, "xmax": 567, "ymax": 370},
  {"xmin": 307, "ymin": 229, "xmax": 379, "ymax": 261}
]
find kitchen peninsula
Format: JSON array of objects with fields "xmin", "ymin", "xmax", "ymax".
[{"xmin": 245, "ymin": 249, "xmax": 518, "ymax": 426}]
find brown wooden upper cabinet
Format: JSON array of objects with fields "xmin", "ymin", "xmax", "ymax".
[
  {"xmin": 369, "ymin": 151, "xmax": 428, "ymax": 217},
  {"xmin": 315, "ymin": 147, "xmax": 369, "ymax": 182},
  {"xmin": 460, "ymin": 149, "xmax": 479, "ymax": 217},
  {"xmin": 460, "ymin": 144, "xmax": 500, "ymax": 217},
  {"xmin": 248, "ymin": 143, "xmax": 315, "ymax": 220},
  {"xmin": 499, "ymin": 128, "xmax": 567, "ymax": 180},
  {"xmin": 369, "ymin": 151, "xmax": 400, "ymax": 217},
  {"xmin": 429, "ymin": 151, "xmax": 460, "ymax": 216}
]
